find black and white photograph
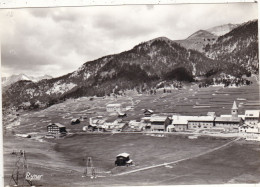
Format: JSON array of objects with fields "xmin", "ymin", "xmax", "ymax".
[{"xmin": 1, "ymin": 1, "xmax": 260, "ymax": 186}]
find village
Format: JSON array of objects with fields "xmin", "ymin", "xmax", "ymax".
[
  {"xmin": 45, "ymin": 101, "xmax": 260, "ymax": 141},
  {"xmin": 3, "ymin": 83, "xmax": 260, "ymax": 186}
]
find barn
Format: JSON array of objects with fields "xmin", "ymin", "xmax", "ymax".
[{"xmin": 150, "ymin": 116, "xmax": 172, "ymax": 132}]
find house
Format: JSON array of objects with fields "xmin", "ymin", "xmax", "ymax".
[
  {"xmin": 171, "ymin": 115, "xmax": 189, "ymax": 131},
  {"xmin": 87, "ymin": 124, "xmax": 105, "ymax": 132},
  {"xmin": 244, "ymin": 110, "xmax": 260, "ymax": 125},
  {"xmin": 71, "ymin": 118, "xmax": 80, "ymax": 125},
  {"xmin": 115, "ymin": 153, "xmax": 133, "ymax": 166},
  {"xmin": 214, "ymin": 117, "xmax": 242, "ymax": 131},
  {"xmin": 128, "ymin": 120, "xmax": 145, "ymax": 131},
  {"xmin": 188, "ymin": 116, "xmax": 215, "ymax": 129},
  {"xmin": 239, "ymin": 123, "xmax": 260, "ymax": 141},
  {"xmin": 89, "ymin": 117, "xmax": 105, "ymax": 126},
  {"xmin": 150, "ymin": 116, "xmax": 172, "ymax": 132},
  {"xmin": 125, "ymin": 106, "xmax": 134, "ymax": 111},
  {"xmin": 166, "ymin": 124, "xmax": 175, "ymax": 132},
  {"xmin": 106, "ymin": 104, "xmax": 122, "ymax": 112},
  {"xmin": 103, "ymin": 119, "xmax": 127, "ymax": 132},
  {"xmin": 140, "ymin": 117, "xmax": 152, "ymax": 130},
  {"xmin": 118, "ymin": 112, "xmax": 127, "ymax": 118},
  {"xmin": 239, "ymin": 123, "xmax": 260, "ymax": 133},
  {"xmin": 214, "ymin": 101, "xmax": 243, "ymax": 132},
  {"xmin": 47, "ymin": 123, "xmax": 67, "ymax": 135},
  {"xmin": 144, "ymin": 109, "xmax": 154, "ymax": 117}
]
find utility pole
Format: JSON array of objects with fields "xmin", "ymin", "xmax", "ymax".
[{"xmin": 9, "ymin": 150, "xmax": 33, "ymax": 187}]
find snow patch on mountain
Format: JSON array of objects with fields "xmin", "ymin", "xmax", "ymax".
[{"xmin": 2, "ymin": 74, "xmax": 52, "ymax": 87}]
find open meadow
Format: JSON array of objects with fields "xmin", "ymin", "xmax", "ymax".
[{"xmin": 3, "ymin": 81, "xmax": 260, "ymax": 186}]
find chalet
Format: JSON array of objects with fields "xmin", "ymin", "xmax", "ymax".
[
  {"xmin": 106, "ymin": 104, "xmax": 122, "ymax": 112},
  {"xmin": 244, "ymin": 110, "xmax": 260, "ymax": 125},
  {"xmin": 115, "ymin": 153, "xmax": 133, "ymax": 166},
  {"xmin": 150, "ymin": 116, "xmax": 171, "ymax": 132},
  {"xmin": 144, "ymin": 109, "xmax": 154, "ymax": 117},
  {"xmin": 47, "ymin": 123, "xmax": 67, "ymax": 135}
]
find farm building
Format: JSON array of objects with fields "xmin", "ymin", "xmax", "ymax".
[
  {"xmin": 150, "ymin": 116, "xmax": 172, "ymax": 132},
  {"xmin": 144, "ymin": 109, "xmax": 154, "ymax": 117},
  {"xmin": 244, "ymin": 110, "xmax": 260, "ymax": 125},
  {"xmin": 47, "ymin": 123, "xmax": 67, "ymax": 135},
  {"xmin": 106, "ymin": 104, "xmax": 122, "ymax": 112},
  {"xmin": 115, "ymin": 153, "xmax": 133, "ymax": 166}
]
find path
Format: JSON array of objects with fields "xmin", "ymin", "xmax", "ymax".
[{"xmin": 113, "ymin": 137, "xmax": 241, "ymax": 176}]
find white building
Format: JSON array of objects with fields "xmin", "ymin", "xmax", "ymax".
[
  {"xmin": 239, "ymin": 123, "xmax": 260, "ymax": 141},
  {"xmin": 106, "ymin": 104, "xmax": 122, "ymax": 112},
  {"xmin": 244, "ymin": 110, "xmax": 260, "ymax": 125}
]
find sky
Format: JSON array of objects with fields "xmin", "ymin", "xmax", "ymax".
[{"xmin": 0, "ymin": 3, "xmax": 258, "ymax": 78}]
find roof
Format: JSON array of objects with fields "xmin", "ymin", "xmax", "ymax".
[
  {"xmin": 150, "ymin": 116, "xmax": 168, "ymax": 122},
  {"xmin": 245, "ymin": 110, "xmax": 260, "ymax": 118},
  {"xmin": 220, "ymin": 114, "xmax": 245, "ymax": 120},
  {"xmin": 48, "ymin": 123, "xmax": 65, "ymax": 128},
  {"xmin": 117, "ymin": 153, "xmax": 130, "ymax": 157},
  {"xmin": 207, "ymin": 112, "xmax": 216, "ymax": 116},
  {"xmin": 107, "ymin": 103, "xmax": 122, "ymax": 107},
  {"xmin": 215, "ymin": 117, "xmax": 242, "ymax": 122},
  {"xmin": 71, "ymin": 118, "xmax": 80, "ymax": 122},
  {"xmin": 172, "ymin": 115, "xmax": 214, "ymax": 123},
  {"xmin": 144, "ymin": 109, "xmax": 154, "ymax": 114},
  {"xmin": 232, "ymin": 101, "xmax": 238, "ymax": 110}
]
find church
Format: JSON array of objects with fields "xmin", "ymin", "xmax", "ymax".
[{"xmin": 214, "ymin": 101, "xmax": 243, "ymax": 132}]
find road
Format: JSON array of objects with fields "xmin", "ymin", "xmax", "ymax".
[{"xmin": 113, "ymin": 137, "xmax": 241, "ymax": 176}]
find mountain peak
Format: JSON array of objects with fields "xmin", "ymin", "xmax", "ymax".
[
  {"xmin": 206, "ymin": 23, "xmax": 239, "ymax": 36},
  {"xmin": 187, "ymin": 30, "xmax": 216, "ymax": 39}
]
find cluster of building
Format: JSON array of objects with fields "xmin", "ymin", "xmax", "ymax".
[{"xmin": 45, "ymin": 101, "xmax": 260, "ymax": 141}]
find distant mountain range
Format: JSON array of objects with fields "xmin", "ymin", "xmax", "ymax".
[
  {"xmin": 2, "ymin": 20, "xmax": 258, "ymax": 110},
  {"xmin": 175, "ymin": 23, "xmax": 239, "ymax": 52},
  {"xmin": 2, "ymin": 74, "xmax": 52, "ymax": 88}
]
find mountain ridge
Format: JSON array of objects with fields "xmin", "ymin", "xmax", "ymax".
[{"xmin": 2, "ymin": 19, "xmax": 258, "ymax": 110}]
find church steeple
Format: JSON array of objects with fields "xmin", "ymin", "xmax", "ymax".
[{"xmin": 231, "ymin": 101, "xmax": 238, "ymax": 118}]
